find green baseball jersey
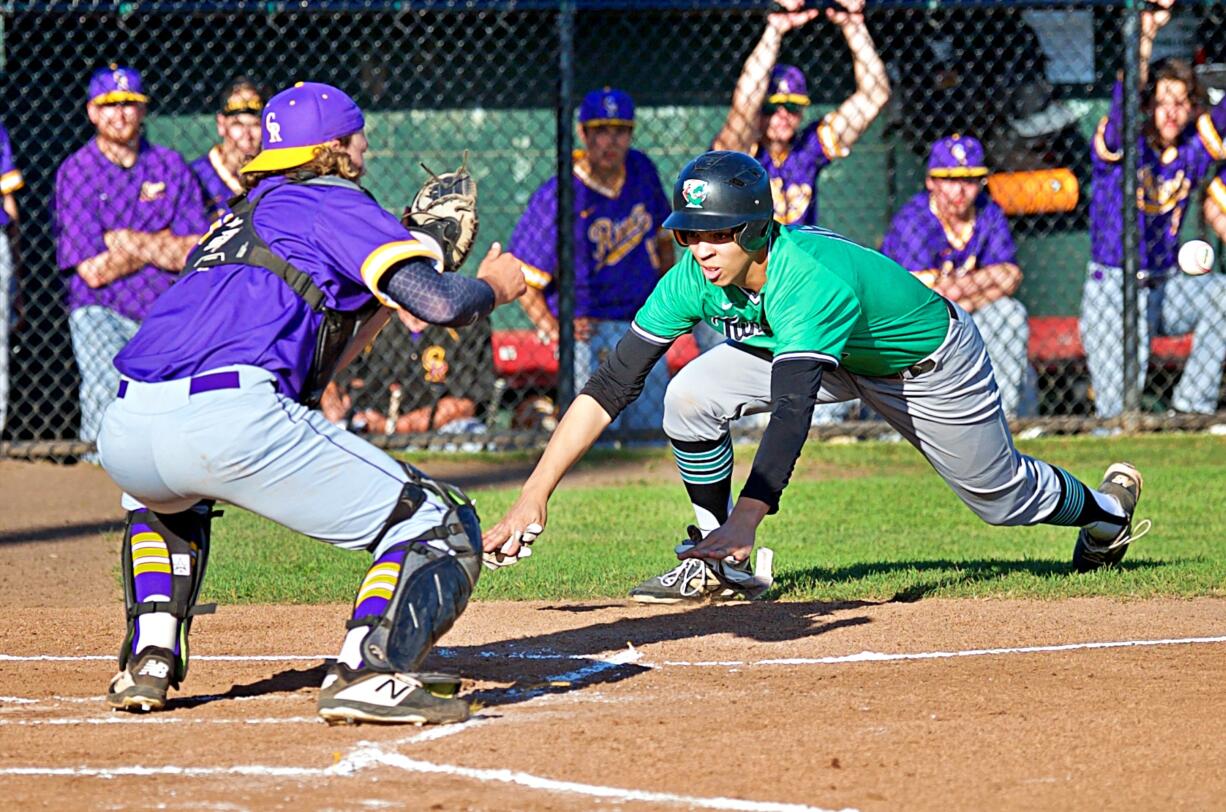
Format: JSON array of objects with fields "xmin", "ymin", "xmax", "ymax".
[{"xmin": 632, "ymin": 226, "xmax": 950, "ymax": 377}]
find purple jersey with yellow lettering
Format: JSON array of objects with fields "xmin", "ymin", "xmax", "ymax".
[
  {"xmin": 190, "ymin": 146, "xmax": 242, "ymax": 222},
  {"xmin": 1090, "ymin": 81, "xmax": 1226, "ymax": 272},
  {"xmin": 753, "ymin": 115, "xmax": 845, "ymax": 226},
  {"xmin": 509, "ymin": 148, "xmax": 670, "ymax": 321},
  {"xmin": 114, "ymin": 177, "xmax": 440, "ymax": 401},
  {"xmin": 882, "ymin": 192, "xmax": 1016, "ymax": 276},
  {"xmin": 0, "ymin": 121, "xmax": 24, "ymax": 226},
  {"xmin": 54, "ymin": 138, "xmax": 209, "ymax": 321}
]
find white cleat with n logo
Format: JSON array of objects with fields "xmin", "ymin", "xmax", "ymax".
[{"xmin": 317, "ymin": 663, "xmax": 469, "ymax": 726}]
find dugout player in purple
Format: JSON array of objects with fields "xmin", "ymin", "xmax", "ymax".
[
  {"xmin": 0, "ymin": 119, "xmax": 23, "ymax": 437},
  {"xmin": 1082, "ymin": 0, "xmax": 1226, "ymax": 417},
  {"xmin": 883, "ymin": 135, "xmax": 1030, "ymax": 419},
  {"xmin": 712, "ymin": 0, "xmax": 889, "ymax": 226},
  {"xmin": 54, "ymin": 65, "xmax": 209, "ymax": 458},
  {"xmin": 95, "ymin": 82, "xmax": 525, "ymax": 724},
  {"xmin": 509, "ymin": 88, "xmax": 674, "ymax": 432},
  {"xmin": 189, "ymin": 79, "xmax": 264, "ymax": 221}
]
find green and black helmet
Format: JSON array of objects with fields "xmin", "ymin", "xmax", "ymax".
[{"xmin": 662, "ymin": 150, "xmax": 774, "ymax": 252}]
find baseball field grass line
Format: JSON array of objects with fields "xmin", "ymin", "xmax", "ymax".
[{"xmin": 204, "ymin": 433, "xmax": 1226, "ymax": 603}]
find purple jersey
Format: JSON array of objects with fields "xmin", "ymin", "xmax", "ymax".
[
  {"xmin": 190, "ymin": 146, "xmax": 243, "ymax": 222},
  {"xmin": 509, "ymin": 148, "xmax": 670, "ymax": 321},
  {"xmin": 54, "ymin": 138, "xmax": 209, "ymax": 321},
  {"xmin": 753, "ymin": 115, "xmax": 844, "ymax": 226},
  {"xmin": 1090, "ymin": 81, "xmax": 1226, "ymax": 272},
  {"xmin": 114, "ymin": 176, "xmax": 442, "ymax": 401},
  {"xmin": 0, "ymin": 121, "xmax": 23, "ymax": 226},
  {"xmin": 882, "ymin": 192, "xmax": 1017, "ymax": 277}
]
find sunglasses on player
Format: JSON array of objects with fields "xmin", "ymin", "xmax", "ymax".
[
  {"xmin": 762, "ymin": 102, "xmax": 805, "ymax": 116},
  {"xmin": 673, "ymin": 228, "xmax": 740, "ymax": 247}
]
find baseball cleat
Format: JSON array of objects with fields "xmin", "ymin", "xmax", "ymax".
[
  {"xmin": 107, "ymin": 646, "xmax": 175, "ymax": 713},
  {"xmin": 317, "ymin": 663, "xmax": 470, "ymax": 726},
  {"xmin": 629, "ymin": 526, "xmax": 773, "ymax": 604},
  {"xmin": 1072, "ymin": 462, "xmax": 1150, "ymax": 573}
]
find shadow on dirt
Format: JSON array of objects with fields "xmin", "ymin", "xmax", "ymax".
[
  {"xmin": 774, "ymin": 557, "xmax": 1167, "ymax": 603},
  {"xmin": 437, "ymin": 600, "xmax": 878, "ymax": 708},
  {"xmin": 0, "ymin": 520, "xmax": 123, "ymax": 545},
  {"xmin": 169, "ymin": 664, "xmax": 328, "ymax": 711}
]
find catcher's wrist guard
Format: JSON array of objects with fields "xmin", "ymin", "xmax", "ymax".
[{"xmin": 402, "ymin": 151, "xmax": 478, "ymax": 274}]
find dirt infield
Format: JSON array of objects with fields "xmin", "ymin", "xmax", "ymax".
[{"xmin": 2, "ymin": 460, "xmax": 1224, "ymax": 810}]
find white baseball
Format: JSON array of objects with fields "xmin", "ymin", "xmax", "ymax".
[{"xmin": 1177, "ymin": 240, "xmax": 1215, "ymax": 276}]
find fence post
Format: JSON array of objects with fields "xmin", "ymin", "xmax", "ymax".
[
  {"xmin": 555, "ymin": 0, "xmax": 577, "ymax": 412},
  {"xmin": 1121, "ymin": 0, "xmax": 1142, "ymax": 416}
]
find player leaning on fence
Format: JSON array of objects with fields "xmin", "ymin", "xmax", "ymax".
[
  {"xmin": 484, "ymin": 151, "xmax": 1152, "ymax": 603},
  {"xmin": 1081, "ymin": 0, "xmax": 1226, "ymax": 418},
  {"xmin": 53, "ymin": 65, "xmax": 209, "ymax": 459},
  {"xmin": 712, "ymin": 0, "xmax": 889, "ymax": 227},
  {"xmin": 95, "ymin": 82, "xmax": 525, "ymax": 724}
]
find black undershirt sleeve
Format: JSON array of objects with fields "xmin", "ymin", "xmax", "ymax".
[
  {"xmin": 739, "ymin": 358, "xmax": 828, "ymax": 513},
  {"xmin": 381, "ymin": 260, "xmax": 496, "ymax": 327},
  {"xmin": 580, "ymin": 329, "xmax": 672, "ymax": 419}
]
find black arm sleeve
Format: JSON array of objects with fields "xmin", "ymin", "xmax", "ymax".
[
  {"xmin": 381, "ymin": 259, "xmax": 496, "ymax": 327},
  {"xmin": 579, "ymin": 328, "xmax": 672, "ymax": 419},
  {"xmin": 739, "ymin": 358, "xmax": 828, "ymax": 514}
]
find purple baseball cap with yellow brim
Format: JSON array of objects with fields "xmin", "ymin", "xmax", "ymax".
[
  {"xmin": 240, "ymin": 81, "xmax": 365, "ymax": 174},
  {"xmin": 89, "ymin": 64, "xmax": 149, "ymax": 106},
  {"xmin": 579, "ymin": 87, "xmax": 635, "ymax": 128},
  {"xmin": 766, "ymin": 65, "xmax": 810, "ymax": 107},
  {"xmin": 928, "ymin": 134, "xmax": 989, "ymax": 179}
]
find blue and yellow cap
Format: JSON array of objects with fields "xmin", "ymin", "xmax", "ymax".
[{"xmin": 579, "ymin": 87, "xmax": 635, "ymax": 128}]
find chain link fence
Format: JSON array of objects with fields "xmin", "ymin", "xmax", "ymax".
[{"xmin": 1, "ymin": 0, "xmax": 1223, "ymax": 460}]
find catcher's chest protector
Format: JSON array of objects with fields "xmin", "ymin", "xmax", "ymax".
[{"xmin": 187, "ymin": 177, "xmax": 384, "ymax": 407}]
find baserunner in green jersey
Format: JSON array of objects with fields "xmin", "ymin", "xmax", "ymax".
[{"xmin": 483, "ymin": 151, "xmax": 1149, "ymax": 600}]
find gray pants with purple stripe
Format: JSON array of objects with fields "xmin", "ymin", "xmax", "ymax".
[{"xmin": 663, "ymin": 303, "xmax": 1063, "ymax": 526}]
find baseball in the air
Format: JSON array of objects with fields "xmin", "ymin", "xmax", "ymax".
[{"xmin": 1177, "ymin": 239, "xmax": 1215, "ymax": 276}]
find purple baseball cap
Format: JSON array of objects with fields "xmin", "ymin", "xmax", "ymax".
[
  {"xmin": 579, "ymin": 87, "xmax": 634, "ymax": 128},
  {"xmin": 928, "ymin": 134, "xmax": 989, "ymax": 178},
  {"xmin": 240, "ymin": 81, "xmax": 365, "ymax": 174},
  {"xmin": 766, "ymin": 65, "xmax": 810, "ymax": 107},
  {"xmin": 88, "ymin": 64, "xmax": 148, "ymax": 106}
]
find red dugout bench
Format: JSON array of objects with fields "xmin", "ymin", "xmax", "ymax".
[{"xmin": 491, "ymin": 330, "xmax": 701, "ymax": 389}]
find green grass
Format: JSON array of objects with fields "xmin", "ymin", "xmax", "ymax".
[{"xmin": 199, "ymin": 433, "xmax": 1226, "ymax": 604}]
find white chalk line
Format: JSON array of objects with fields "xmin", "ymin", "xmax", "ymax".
[
  {"xmin": 3, "ymin": 634, "xmax": 1222, "ymax": 810},
  {"xmin": 0, "ymin": 716, "xmax": 320, "ymax": 726},
  {"xmin": 658, "ymin": 634, "xmax": 1226, "ymax": 667},
  {"xmin": 331, "ymin": 746, "xmax": 847, "ymax": 812}
]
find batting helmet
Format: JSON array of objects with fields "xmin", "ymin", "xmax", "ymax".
[{"xmin": 662, "ymin": 151, "xmax": 774, "ymax": 252}]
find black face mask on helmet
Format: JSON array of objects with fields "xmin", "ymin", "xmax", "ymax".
[{"xmin": 662, "ymin": 150, "xmax": 775, "ymax": 253}]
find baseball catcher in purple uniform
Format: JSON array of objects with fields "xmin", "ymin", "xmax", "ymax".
[
  {"xmin": 190, "ymin": 79, "xmax": 264, "ymax": 221},
  {"xmin": 509, "ymin": 88, "xmax": 674, "ymax": 432},
  {"xmin": 712, "ymin": 0, "xmax": 890, "ymax": 226},
  {"xmin": 883, "ymin": 135, "xmax": 1030, "ymax": 419},
  {"xmin": 95, "ymin": 82, "xmax": 525, "ymax": 724},
  {"xmin": 1082, "ymin": 0, "xmax": 1226, "ymax": 417},
  {"xmin": 54, "ymin": 65, "xmax": 209, "ymax": 459}
]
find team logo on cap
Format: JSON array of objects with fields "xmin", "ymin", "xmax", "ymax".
[
  {"xmin": 683, "ymin": 179, "xmax": 709, "ymax": 208},
  {"xmin": 603, "ymin": 96, "xmax": 619, "ymax": 117},
  {"xmin": 114, "ymin": 69, "xmax": 130, "ymax": 90},
  {"xmin": 265, "ymin": 111, "xmax": 283, "ymax": 144},
  {"xmin": 951, "ymin": 142, "xmax": 967, "ymax": 165}
]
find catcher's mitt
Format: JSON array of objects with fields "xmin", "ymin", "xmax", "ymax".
[{"xmin": 402, "ymin": 151, "xmax": 478, "ymax": 273}]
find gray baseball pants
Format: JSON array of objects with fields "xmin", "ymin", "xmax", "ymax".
[{"xmin": 663, "ymin": 303, "xmax": 1063, "ymax": 526}]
